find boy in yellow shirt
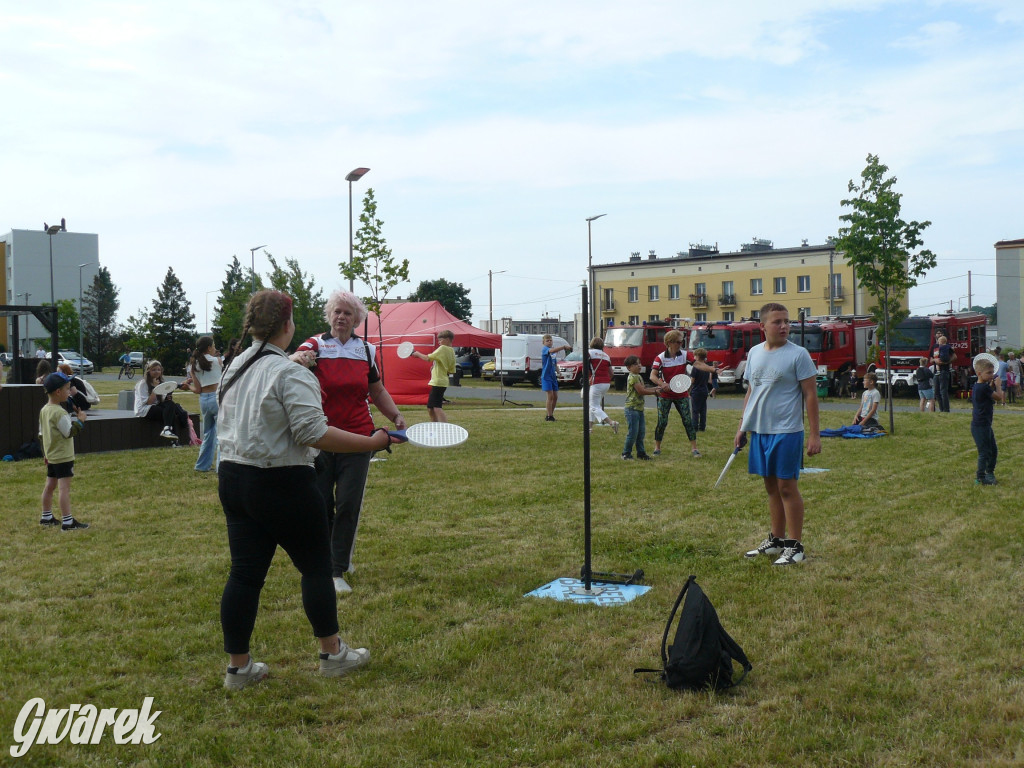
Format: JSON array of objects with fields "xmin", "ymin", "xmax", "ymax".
[
  {"xmin": 411, "ymin": 329, "xmax": 456, "ymax": 422},
  {"xmin": 39, "ymin": 372, "xmax": 90, "ymax": 531}
]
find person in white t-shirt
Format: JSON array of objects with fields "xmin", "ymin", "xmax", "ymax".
[
  {"xmin": 853, "ymin": 371, "xmax": 881, "ymax": 428},
  {"xmin": 189, "ymin": 336, "xmax": 223, "ymax": 472}
]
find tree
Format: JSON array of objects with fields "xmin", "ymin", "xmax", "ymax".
[
  {"xmin": 121, "ymin": 307, "xmax": 155, "ymax": 360},
  {"xmin": 407, "ymin": 278, "xmax": 473, "ymax": 321},
  {"xmin": 150, "ymin": 267, "xmax": 197, "ymax": 374},
  {"xmin": 836, "ymin": 154, "xmax": 937, "ymax": 434},
  {"xmin": 81, "ymin": 266, "xmax": 120, "ymax": 368},
  {"xmin": 267, "ymin": 253, "xmax": 325, "ymax": 349},
  {"xmin": 341, "ymin": 188, "xmax": 409, "ymax": 380},
  {"xmin": 51, "ymin": 299, "xmax": 80, "ymax": 351},
  {"xmin": 212, "ymin": 257, "xmax": 252, "ymax": 348}
]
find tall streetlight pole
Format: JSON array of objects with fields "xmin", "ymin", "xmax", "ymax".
[
  {"xmin": 44, "ymin": 221, "xmax": 65, "ymax": 307},
  {"xmin": 77, "ymin": 263, "xmax": 95, "ymax": 361},
  {"xmin": 586, "ymin": 214, "xmax": 606, "ymax": 339},
  {"xmin": 17, "ymin": 292, "xmax": 31, "ymax": 355},
  {"xmin": 346, "ymin": 167, "xmax": 370, "ymax": 292},
  {"xmin": 489, "ymin": 270, "xmax": 507, "ymax": 333},
  {"xmin": 249, "ymin": 245, "xmax": 266, "ymax": 294}
]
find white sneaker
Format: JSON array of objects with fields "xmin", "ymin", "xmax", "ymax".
[
  {"xmin": 159, "ymin": 427, "xmax": 176, "ymax": 439},
  {"xmin": 224, "ymin": 658, "xmax": 269, "ymax": 690},
  {"xmin": 333, "ymin": 576, "xmax": 352, "ymax": 594},
  {"xmin": 319, "ymin": 643, "xmax": 370, "ymax": 677},
  {"xmin": 610, "ymin": 420, "xmax": 619, "ymax": 434}
]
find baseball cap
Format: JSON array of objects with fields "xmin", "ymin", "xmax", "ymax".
[{"xmin": 43, "ymin": 372, "xmax": 70, "ymax": 393}]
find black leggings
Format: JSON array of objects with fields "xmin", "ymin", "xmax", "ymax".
[
  {"xmin": 143, "ymin": 399, "xmax": 188, "ymax": 432},
  {"xmin": 219, "ymin": 461, "xmax": 339, "ymax": 654}
]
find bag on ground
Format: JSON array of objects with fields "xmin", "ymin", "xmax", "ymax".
[{"xmin": 635, "ymin": 574, "xmax": 751, "ymax": 691}]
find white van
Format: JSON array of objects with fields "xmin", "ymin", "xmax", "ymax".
[{"xmin": 495, "ymin": 333, "xmax": 571, "ymax": 386}]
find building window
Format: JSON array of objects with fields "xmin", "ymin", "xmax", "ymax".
[
  {"xmin": 669, "ymin": 313, "xmax": 681, "ymax": 324},
  {"xmin": 830, "ymin": 273, "xmax": 843, "ymax": 300},
  {"xmin": 602, "ymin": 288, "xmax": 614, "ymax": 312},
  {"xmin": 695, "ymin": 282, "xmax": 706, "ymax": 296},
  {"xmin": 648, "ymin": 285, "xmax": 659, "ymax": 301},
  {"xmin": 649, "ymin": 314, "xmax": 660, "ymax": 323},
  {"xmin": 799, "ymin": 307, "xmax": 813, "ymax": 319},
  {"xmin": 669, "ymin": 284, "xmax": 680, "ymax": 300},
  {"xmin": 723, "ymin": 311, "xmax": 735, "ymax": 322},
  {"xmin": 628, "ymin": 315, "xmax": 640, "ymax": 325},
  {"xmin": 628, "ymin": 287, "xmax": 639, "ymax": 303},
  {"xmin": 750, "ymin": 278, "xmax": 763, "ymax": 295},
  {"xmin": 751, "ymin": 310, "xmax": 760, "ymax": 320},
  {"xmin": 798, "ymin": 275, "xmax": 810, "ymax": 293},
  {"xmin": 773, "ymin": 277, "xmax": 787, "ymax": 294},
  {"xmin": 695, "ymin": 312, "xmax": 707, "ymax": 322}
]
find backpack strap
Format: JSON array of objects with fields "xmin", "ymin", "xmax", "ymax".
[
  {"xmin": 717, "ymin": 625, "xmax": 753, "ymax": 688},
  {"xmin": 218, "ymin": 345, "xmax": 281, "ymax": 405},
  {"xmin": 633, "ymin": 574, "xmax": 696, "ymax": 680}
]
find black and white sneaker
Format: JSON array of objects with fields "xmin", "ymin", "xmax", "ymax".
[
  {"xmin": 61, "ymin": 519, "xmax": 90, "ymax": 531},
  {"xmin": 621, "ymin": 453, "xmax": 634, "ymax": 460},
  {"xmin": 744, "ymin": 534, "xmax": 784, "ymax": 559},
  {"xmin": 773, "ymin": 540, "xmax": 806, "ymax": 566},
  {"xmin": 40, "ymin": 517, "xmax": 60, "ymax": 527}
]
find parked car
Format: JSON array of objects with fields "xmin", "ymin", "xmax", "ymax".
[
  {"xmin": 455, "ymin": 347, "xmax": 496, "ymax": 377},
  {"xmin": 57, "ymin": 350, "xmax": 94, "ymax": 375},
  {"xmin": 0, "ymin": 352, "xmax": 12, "ymax": 367},
  {"xmin": 129, "ymin": 351, "xmax": 144, "ymax": 369},
  {"xmin": 495, "ymin": 333, "xmax": 571, "ymax": 386},
  {"xmin": 556, "ymin": 350, "xmax": 584, "ymax": 387},
  {"xmin": 482, "ymin": 360, "xmax": 496, "ymax": 380}
]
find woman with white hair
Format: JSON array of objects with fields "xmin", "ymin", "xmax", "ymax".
[{"xmin": 291, "ymin": 289, "xmax": 406, "ymax": 594}]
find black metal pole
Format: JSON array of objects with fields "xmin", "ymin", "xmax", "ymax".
[{"xmin": 582, "ymin": 285, "xmax": 592, "ymax": 591}]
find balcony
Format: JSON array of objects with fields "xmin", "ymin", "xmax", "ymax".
[
  {"xmin": 717, "ymin": 294, "xmax": 737, "ymax": 307},
  {"xmin": 823, "ymin": 288, "xmax": 845, "ymax": 302},
  {"xmin": 600, "ymin": 300, "xmax": 615, "ymax": 312},
  {"xmin": 689, "ymin": 294, "xmax": 708, "ymax": 308}
]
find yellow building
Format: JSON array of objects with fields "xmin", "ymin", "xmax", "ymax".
[{"xmin": 592, "ymin": 239, "xmax": 890, "ymax": 328}]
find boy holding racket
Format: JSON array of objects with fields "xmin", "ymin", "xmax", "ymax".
[
  {"xmin": 736, "ymin": 303, "xmax": 820, "ymax": 566},
  {"xmin": 411, "ymin": 330, "xmax": 456, "ymax": 422}
]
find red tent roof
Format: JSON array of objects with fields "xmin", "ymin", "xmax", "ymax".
[{"xmin": 364, "ymin": 301, "xmax": 502, "ymax": 405}]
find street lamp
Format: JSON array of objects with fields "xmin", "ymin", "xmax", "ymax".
[
  {"xmin": 77, "ymin": 262, "xmax": 95, "ymax": 366},
  {"xmin": 43, "ymin": 220, "xmax": 65, "ymax": 308},
  {"xmin": 586, "ymin": 214, "xmax": 606, "ymax": 339},
  {"xmin": 249, "ymin": 245, "xmax": 267, "ymax": 294},
  {"xmin": 346, "ymin": 167, "xmax": 370, "ymax": 292},
  {"xmin": 489, "ymin": 270, "xmax": 507, "ymax": 332}
]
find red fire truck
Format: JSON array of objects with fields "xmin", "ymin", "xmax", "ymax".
[
  {"xmin": 686, "ymin": 320, "xmax": 764, "ymax": 391},
  {"xmin": 790, "ymin": 315, "xmax": 878, "ymax": 391},
  {"xmin": 603, "ymin": 321, "xmax": 683, "ymax": 390},
  {"xmin": 871, "ymin": 310, "xmax": 987, "ymax": 395}
]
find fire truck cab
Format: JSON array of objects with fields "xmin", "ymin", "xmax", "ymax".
[
  {"xmin": 603, "ymin": 320, "xmax": 683, "ymax": 390},
  {"xmin": 791, "ymin": 315, "xmax": 877, "ymax": 391},
  {"xmin": 687, "ymin": 320, "xmax": 764, "ymax": 391}
]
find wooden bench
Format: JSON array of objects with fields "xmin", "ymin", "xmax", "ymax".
[{"xmin": 1, "ymin": 385, "xmax": 200, "ymax": 456}]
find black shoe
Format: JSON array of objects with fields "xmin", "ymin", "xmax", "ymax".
[
  {"xmin": 39, "ymin": 517, "xmax": 60, "ymax": 527},
  {"xmin": 61, "ymin": 519, "xmax": 90, "ymax": 531},
  {"xmin": 636, "ymin": 453, "xmax": 653, "ymax": 461},
  {"xmin": 621, "ymin": 453, "xmax": 633, "ymax": 460},
  {"xmin": 545, "ymin": 415, "xmax": 556, "ymax": 422}
]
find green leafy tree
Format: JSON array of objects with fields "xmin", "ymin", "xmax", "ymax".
[
  {"xmin": 121, "ymin": 307, "xmax": 155, "ymax": 360},
  {"xmin": 407, "ymin": 278, "xmax": 473, "ymax": 321},
  {"xmin": 81, "ymin": 266, "xmax": 120, "ymax": 368},
  {"xmin": 836, "ymin": 154, "xmax": 937, "ymax": 434},
  {"xmin": 267, "ymin": 253, "xmax": 325, "ymax": 349},
  {"xmin": 213, "ymin": 256, "xmax": 252, "ymax": 348},
  {"xmin": 150, "ymin": 267, "xmax": 197, "ymax": 374},
  {"xmin": 341, "ymin": 188, "xmax": 409, "ymax": 380}
]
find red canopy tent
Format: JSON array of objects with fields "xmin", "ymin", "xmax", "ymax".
[{"xmin": 363, "ymin": 301, "xmax": 502, "ymax": 405}]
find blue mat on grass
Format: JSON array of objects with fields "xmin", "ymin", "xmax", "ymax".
[{"xmin": 525, "ymin": 577, "xmax": 651, "ymax": 605}]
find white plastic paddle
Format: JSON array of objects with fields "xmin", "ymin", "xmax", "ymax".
[
  {"xmin": 668, "ymin": 374, "xmax": 692, "ymax": 394},
  {"xmin": 390, "ymin": 422, "xmax": 468, "ymax": 448},
  {"xmin": 397, "ymin": 341, "xmax": 415, "ymax": 359}
]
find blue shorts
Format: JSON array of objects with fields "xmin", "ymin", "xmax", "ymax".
[
  {"xmin": 918, "ymin": 388, "xmax": 934, "ymax": 399},
  {"xmin": 748, "ymin": 432, "xmax": 803, "ymax": 480},
  {"xmin": 541, "ymin": 376, "xmax": 558, "ymax": 392}
]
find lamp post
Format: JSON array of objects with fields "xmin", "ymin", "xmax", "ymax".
[
  {"xmin": 249, "ymin": 245, "xmax": 266, "ymax": 294},
  {"xmin": 586, "ymin": 214, "xmax": 606, "ymax": 340},
  {"xmin": 345, "ymin": 167, "xmax": 370, "ymax": 292},
  {"xmin": 44, "ymin": 221, "xmax": 64, "ymax": 308},
  {"xmin": 488, "ymin": 270, "xmax": 507, "ymax": 333},
  {"xmin": 77, "ymin": 263, "xmax": 95, "ymax": 364}
]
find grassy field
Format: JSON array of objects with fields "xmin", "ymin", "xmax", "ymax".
[{"xmin": 1, "ymin": 399, "xmax": 1023, "ymax": 767}]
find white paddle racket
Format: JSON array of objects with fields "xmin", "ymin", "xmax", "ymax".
[
  {"xmin": 973, "ymin": 352, "xmax": 999, "ymax": 370},
  {"xmin": 396, "ymin": 341, "xmax": 415, "ymax": 359},
  {"xmin": 153, "ymin": 380, "xmax": 179, "ymax": 396},
  {"xmin": 390, "ymin": 422, "xmax": 468, "ymax": 448},
  {"xmin": 669, "ymin": 374, "xmax": 692, "ymax": 394}
]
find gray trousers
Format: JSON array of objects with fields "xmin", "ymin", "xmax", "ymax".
[{"xmin": 315, "ymin": 450, "xmax": 373, "ymax": 577}]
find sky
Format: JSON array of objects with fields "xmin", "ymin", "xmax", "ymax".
[{"xmin": 3, "ymin": 1, "xmax": 1022, "ymax": 331}]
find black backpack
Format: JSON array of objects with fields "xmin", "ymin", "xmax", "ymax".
[{"xmin": 635, "ymin": 575, "xmax": 752, "ymax": 691}]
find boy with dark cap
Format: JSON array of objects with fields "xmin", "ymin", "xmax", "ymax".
[{"xmin": 39, "ymin": 372, "xmax": 90, "ymax": 530}]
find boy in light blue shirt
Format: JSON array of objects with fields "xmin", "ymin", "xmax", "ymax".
[{"xmin": 735, "ymin": 303, "xmax": 820, "ymax": 566}]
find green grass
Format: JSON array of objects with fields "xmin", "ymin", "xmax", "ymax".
[{"xmin": 2, "ymin": 403, "xmax": 1023, "ymax": 767}]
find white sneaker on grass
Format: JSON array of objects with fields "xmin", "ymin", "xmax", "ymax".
[
  {"xmin": 744, "ymin": 534, "xmax": 784, "ymax": 559},
  {"xmin": 319, "ymin": 643, "xmax": 370, "ymax": 677},
  {"xmin": 773, "ymin": 540, "xmax": 806, "ymax": 565},
  {"xmin": 224, "ymin": 658, "xmax": 269, "ymax": 690},
  {"xmin": 333, "ymin": 576, "xmax": 352, "ymax": 594}
]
